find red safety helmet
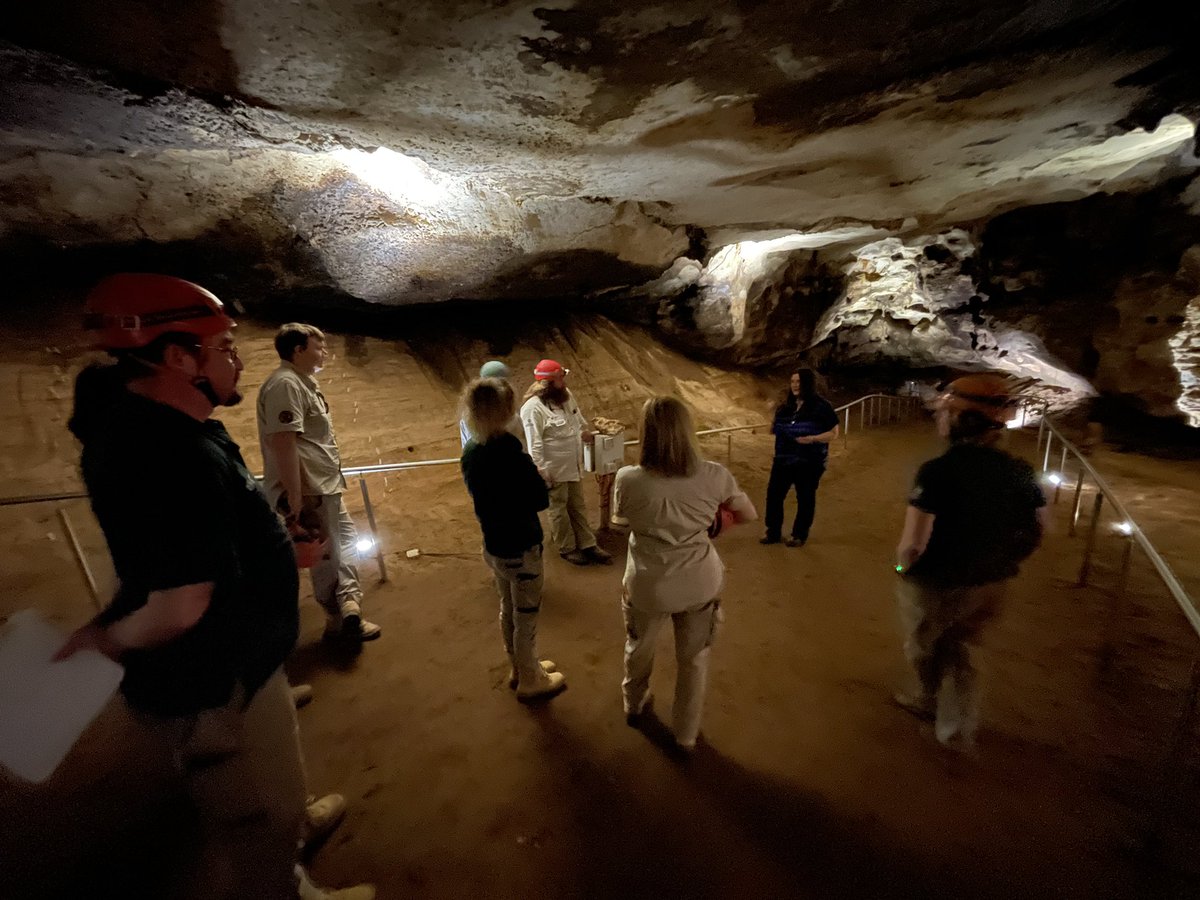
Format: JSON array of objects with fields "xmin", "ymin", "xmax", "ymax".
[
  {"xmin": 936, "ymin": 373, "xmax": 1018, "ymax": 425},
  {"xmin": 533, "ymin": 359, "xmax": 569, "ymax": 381},
  {"xmin": 85, "ymin": 273, "xmax": 235, "ymax": 351}
]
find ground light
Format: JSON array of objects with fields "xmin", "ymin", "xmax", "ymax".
[
  {"xmin": 356, "ymin": 537, "xmax": 375, "ymax": 554},
  {"xmin": 1046, "ymin": 473, "xmax": 1063, "ymax": 486},
  {"xmin": 1114, "ymin": 521, "xmax": 1134, "ymax": 535}
]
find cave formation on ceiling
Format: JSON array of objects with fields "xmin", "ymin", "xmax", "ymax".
[{"xmin": 1, "ymin": 1, "xmax": 1199, "ymax": 423}]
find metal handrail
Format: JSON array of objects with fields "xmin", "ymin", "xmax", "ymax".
[
  {"xmin": 1030, "ymin": 405, "xmax": 1200, "ymax": 639},
  {"xmin": 0, "ymin": 393, "xmax": 922, "ymax": 505}
]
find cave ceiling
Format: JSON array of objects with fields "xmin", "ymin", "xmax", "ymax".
[{"xmin": 1, "ymin": 0, "xmax": 1199, "ymax": 307}]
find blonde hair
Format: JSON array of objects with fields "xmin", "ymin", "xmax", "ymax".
[
  {"xmin": 462, "ymin": 378, "xmax": 515, "ymax": 442},
  {"xmin": 639, "ymin": 396, "xmax": 699, "ymax": 477}
]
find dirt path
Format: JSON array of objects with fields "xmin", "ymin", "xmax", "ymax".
[{"xmin": 5, "ymin": 421, "xmax": 1198, "ymax": 899}]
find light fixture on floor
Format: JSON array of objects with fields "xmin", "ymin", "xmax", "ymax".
[
  {"xmin": 1046, "ymin": 473, "xmax": 1063, "ymax": 486},
  {"xmin": 1113, "ymin": 521, "xmax": 1134, "ymax": 536},
  {"xmin": 356, "ymin": 537, "xmax": 375, "ymax": 553}
]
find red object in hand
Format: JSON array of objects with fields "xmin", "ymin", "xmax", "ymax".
[
  {"xmin": 293, "ymin": 537, "xmax": 329, "ymax": 568},
  {"xmin": 708, "ymin": 504, "xmax": 737, "ymax": 539}
]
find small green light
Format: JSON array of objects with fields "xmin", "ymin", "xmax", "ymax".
[{"xmin": 894, "ymin": 564, "xmax": 904, "ymax": 573}]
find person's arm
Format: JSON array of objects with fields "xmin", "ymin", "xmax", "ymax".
[
  {"xmin": 611, "ymin": 469, "xmax": 630, "ymax": 526},
  {"xmin": 518, "ymin": 446, "xmax": 550, "ymax": 512},
  {"xmin": 896, "ymin": 506, "xmax": 935, "ymax": 570},
  {"xmin": 574, "ymin": 400, "xmax": 595, "ymax": 445},
  {"xmin": 719, "ymin": 466, "xmax": 758, "ymax": 522},
  {"xmin": 521, "ymin": 404, "xmax": 550, "ymax": 482},
  {"xmin": 265, "ymin": 431, "xmax": 305, "ymax": 521},
  {"xmin": 55, "ymin": 583, "xmax": 213, "ymax": 662},
  {"xmin": 260, "ymin": 379, "xmax": 308, "ymax": 517},
  {"xmin": 795, "ymin": 425, "xmax": 839, "ymax": 445},
  {"xmin": 795, "ymin": 402, "xmax": 841, "ymax": 444}
]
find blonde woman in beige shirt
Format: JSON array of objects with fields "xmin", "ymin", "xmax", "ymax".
[{"xmin": 612, "ymin": 397, "xmax": 756, "ymax": 751}]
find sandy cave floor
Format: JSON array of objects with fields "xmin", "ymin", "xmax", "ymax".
[{"xmin": 2, "ymin": 419, "xmax": 1200, "ymax": 899}]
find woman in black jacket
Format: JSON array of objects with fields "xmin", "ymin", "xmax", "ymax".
[
  {"xmin": 460, "ymin": 377, "xmax": 566, "ymax": 700},
  {"xmin": 762, "ymin": 369, "xmax": 840, "ymax": 547}
]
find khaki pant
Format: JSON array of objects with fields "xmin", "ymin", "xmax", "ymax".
[
  {"xmin": 547, "ymin": 480, "xmax": 596, "ymax": 554},
  {"xmin": 135, "ymin": 669, "xmax": 306, "ymax": 900},
  {"xmin": 306, "ymin": 493, "xmax": 364, "ymax": 619},
  {"xmin": 622, "ymin": 597, "xmax": 720, "ymax": 748},
  {"xmin": 896, "ymin": 578, "xmax": 1008, "ymax": 742},
  {"xmin": 483, "ymin": 544, "xmax": 546, "ymax": 678}
]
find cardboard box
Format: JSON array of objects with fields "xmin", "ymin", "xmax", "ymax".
[{"xmin": 584, "ymin": 430, "xmax": 626, "ymax": 474}]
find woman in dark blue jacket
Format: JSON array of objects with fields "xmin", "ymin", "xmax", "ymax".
[{"xmin": 762, "ymin": 369, "xmax": 840, "ymax": 546}]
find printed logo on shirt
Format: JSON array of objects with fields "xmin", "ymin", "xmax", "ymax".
[{"xmin": 279, "ymin": 410, "xmax": 295, "ymax": 424}]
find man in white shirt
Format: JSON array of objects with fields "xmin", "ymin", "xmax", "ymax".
[
  {"xmin": 257, "ymin": 323, "xmax": 381, "ymax": 642},
  {"xmin": 519, "ymin": 359, "xmax": 612, "ymax": 566}
]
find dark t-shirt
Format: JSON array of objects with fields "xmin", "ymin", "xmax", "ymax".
[
  {"xmin": 461, "ymin": 432, "xmax": 549, "ymax": 558},
  {"xmin": 906, "ymin": 442, "xmax": 1046, "ymax": 587},
  {"xmin": 772, "ymin": 396, "xmax": 840, "ymax": 464},
  {"xmin": 82, "ymin": 391, "xmax": 299, "ymax": 717}
]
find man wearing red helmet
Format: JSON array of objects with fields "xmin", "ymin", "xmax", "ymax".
[
  {"xmin": 893, "ymin": 373, "xmax": 1047, "ymax": 749},
  {"xmin": 59, "ymin": 275, "xmax": 373, "ymax": 899},
  {"xmin": 519, "ymin": 359, "xmax": 612, "ymax": 566}
]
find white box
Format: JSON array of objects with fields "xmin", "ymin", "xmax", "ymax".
[{"xmin": 585, "ymin": 430, "xmax": 626, "ymax": 474}]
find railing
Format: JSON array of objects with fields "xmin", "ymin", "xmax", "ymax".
[
  {"xmin": 0, "ymin": 392, "xmax": 923, "ymax": 599},
  {"xmin": 1021, "ymin": 398, "xmax": 1200, "ymax": 843}
]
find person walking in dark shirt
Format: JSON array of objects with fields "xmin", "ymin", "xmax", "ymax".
[
  {"xmin": 761, "ymin": 369, "xmax": 840, "ymax": 546},
  {"xmin": 461, "ymin": 377, "xmax": 567, "ymax": 701},
  {"xmin": 894, "ymin": 374, "xmax": 1047, "ymax": 748}
]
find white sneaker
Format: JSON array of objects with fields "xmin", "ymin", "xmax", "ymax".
[
  {"xmin": 507, "ymin": 659, "xmax": 557, "ymax": 690},
  {"xmin": 516, "ymin": 668, "xmax": 566, "ymax": 701},
  {"xmin": 296, "ymin": 865, "xmax": 376, "ymax": 900}
]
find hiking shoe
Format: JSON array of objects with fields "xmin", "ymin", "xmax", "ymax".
[
  {"xmin": 508, "ymin": 659, "xmax": 558, "ymax": 690},
  {"xmin": 759, "ymin": 535, "xmax": 781, "ymax": 545},
  {"xmin": 303, "ymin": 793, "xmax": 346, "ymax": 847},
  {"xmin": 560, "ymin": 549, "xmax": 589, "ymax": 566},
  {"xmin": 516, "ymin": 669, "xmax": 567, "ymax": 701},
  {"xmin": 583, "ymin": 545, "xmax": 613, "ymax": 565},
  {"xmin": 785, "ymin": 537, "xmax": 806, "ymax": 548},
  {"xmin": 290, "ymin": 684, "xmax": 314, "ymax": 709},
  {"xmin": 624, "ymin": 694, "xmax": 652, "ymax": 727}
]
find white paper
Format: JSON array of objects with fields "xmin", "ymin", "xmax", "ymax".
[{"xmin": 0, "ymin": 609, "xmax": 123, "ymax": 783}]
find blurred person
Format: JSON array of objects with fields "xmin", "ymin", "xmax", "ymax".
[
  {"xmin": 459, "ymin": 360, "xmax": 523, "ymax": 447},
  {"xmin": 60, "ymin": 274, "xmax": 373, "ymax": 899},
  {"xmin": 257, "ymin": 323, "xmax": 381, "ymax": 643},
  {"xmin": 519, "ymin": 359, "xmax": 612, "ymax": 567},
  {"xmin": 894, "ymin": 374, "xmax": 1047, "ymax": 748},
  {"xmin": 761, "ymin": 368, "xmax": 840, "ymax": 547},
  {"xmin": 461, "ymin": 377, "xmax": 567, "ymax": 700},
  {"xmin": 613, "ymin": 396, "xmax": 757, "ymax": 752}
]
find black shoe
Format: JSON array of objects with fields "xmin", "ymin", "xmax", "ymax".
[
  {"xmin": 759, "ymin": 536, "xmax": 781, "ymax": 545},
  {"xmin": 785, "ymin": 537, "xmax": 806, "ymax": 548},
  {"xmin": 560, "ymin": 549, "xmax": 590, "ymax": 566}
]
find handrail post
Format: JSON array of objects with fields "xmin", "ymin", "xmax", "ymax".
[
  {"xmin": 359, "ymin": 476, "xmax": 389, "ymax": 583},
  {"xmin": 58, "ymin": 507, "xmax": 102, "ymax": 613},
  {"xmin": 1053, "ymin": 447, "xmax": 1067, "ymax": 504},
  {"xmin": 1077, "ymin": 493, "xmax": 1104, "ymax": 586},
  {"xmin": 1042, "ymin": 431, "xmax": 1053, "ymax": 473},
  {"xmin": 1069, "ymin": 470, "xmax": 1086, "ymax": 537},
  {"xmin": 1037, "ymin": 415, "xmax": 1046, "ymax": 458},
  {"xmin": 860, "ymin": 400, "xmax": 865, "ymax": 430},
  {"xmin": 726, "ymin": 433, "xmax": 732, "ymax": 465},
  {"xmin": 843, "ymin": 407, "xmax": 850, "ymax": 448},
  {"xmin": 1115, "ymin": 532, "xmax": 1135, "ymax": 599}
]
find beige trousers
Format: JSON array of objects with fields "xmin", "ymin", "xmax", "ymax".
[
  {"xmin": 547, "ymin": 480, "xmax": 596, "ymax": 553},
  {"xmin": 896, "ymin": 578, "xmax": 1008, "ymax": 742},
  {"xmin": 135, "ymin": 669, "xmax": 306, "ymax": 900},
  {"xmin": 622, "ymin": 597, "xmax": 720, "ymax": 747},
  {"xmin": 306, "ymin": 493, "xmax": 364, "ymax": 619}
]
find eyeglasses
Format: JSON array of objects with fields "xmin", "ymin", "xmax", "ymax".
[{"xmin": 204, "ymin": 345, "xmax": 241, "ymax": 361}]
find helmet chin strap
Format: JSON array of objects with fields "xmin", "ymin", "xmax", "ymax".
[{"xmin": 191, "ymin": 376, "xmax": 222, "ymax": 407}]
